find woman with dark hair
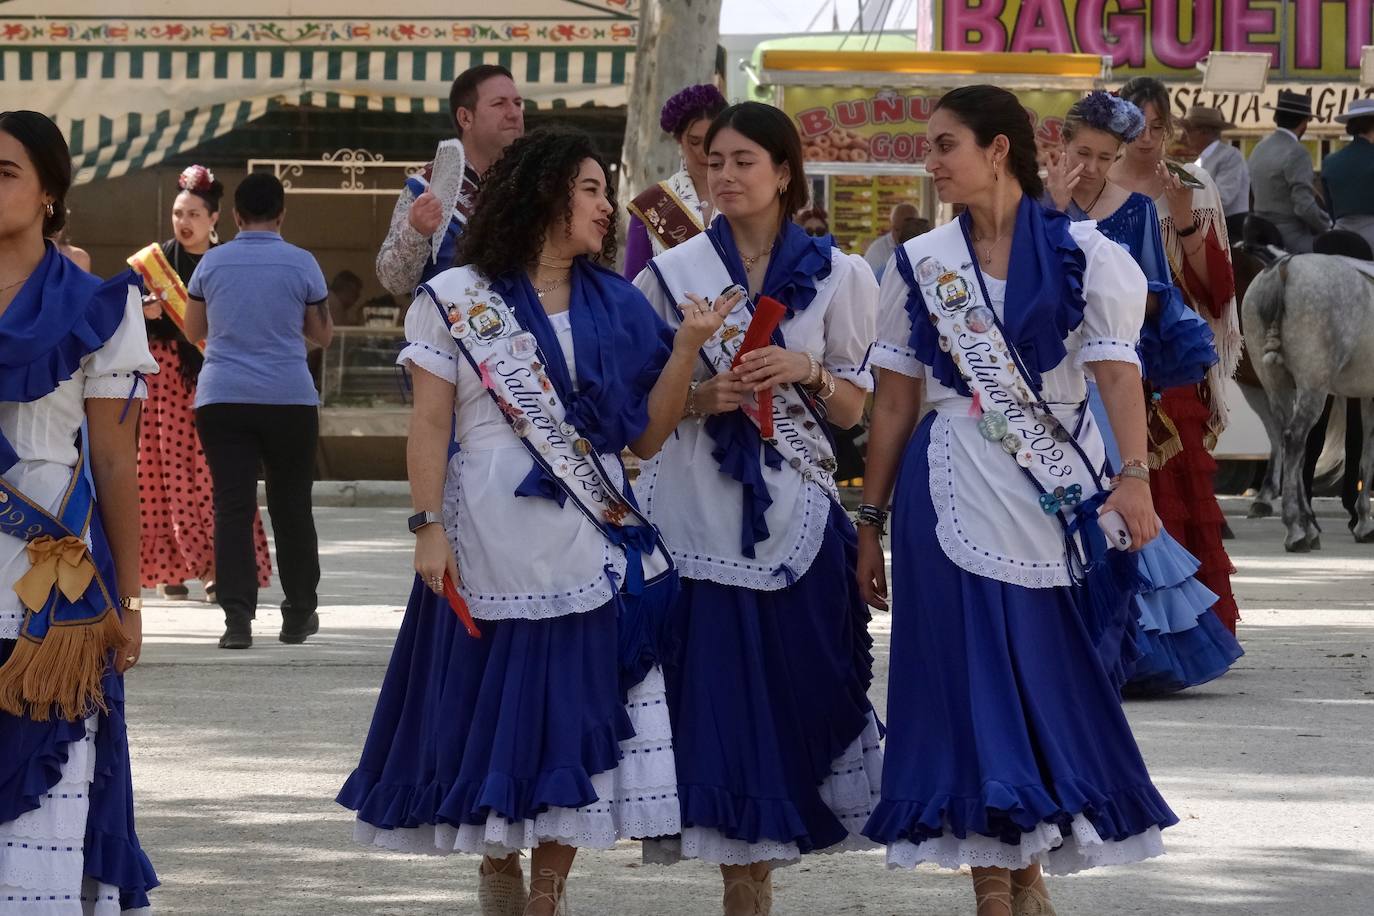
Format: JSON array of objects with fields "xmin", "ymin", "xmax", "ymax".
[
  {"xmin": 623, "ymin": 83, "xmax": 728, "ymax": 280},
  {"xmin": 1112, "ymin": 76, "xmax": 1242, "ymax": 638},
  {"xmin": 138, "ymin": 165, "xmax": 272, "ymax": 603},
  {"xmin": 339, "ymin": 127, "xmax": 729, "ymax": 916},
  {"xmin": 633, "ymin": 101, "xmax": 880, "ymax": 914},
  {"xmin": 1046, "ymin": 92, "xmax": 1243, "ymax": 694},
  {"xmin": 858, "ymin": 86, "xmax": 1176, "ymax": 914},
  {"xmin": 0, "ymin": 110, "xmax": 158, "ymax": 912},
  {"xmin": 794, "ymin": 205, "xmax": 829, "ymax": 237}
]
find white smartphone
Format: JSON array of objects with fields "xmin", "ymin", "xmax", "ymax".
[{"xmin": 1097, "ymin": 508, "xmax": 1133, "ymax": 551}]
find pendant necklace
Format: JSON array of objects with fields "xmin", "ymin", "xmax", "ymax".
[
  {"xmin": 1076, "ymin": 181, "xmax": 1108, "ymax": 219},
  {"xmin": 533, "ymin": 273, "xmax": 570, "ymax": 299},
  {"xmin": 740, "ymin": 242, "xmax": 774, "ymax": 270},
  {"xmin": 971, "ymin": 226, "xmax": 1009, "ymax": 267}
]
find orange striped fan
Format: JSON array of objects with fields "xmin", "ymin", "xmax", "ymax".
[{"xmin": 127, "ymin": 243, "xmax": 204, "ymax": 352}]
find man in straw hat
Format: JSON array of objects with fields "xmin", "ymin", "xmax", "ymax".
[
  {"xmin": 1182, "ymin": 106, "xmax": 1250, "ymax": 241},
  {"xmin": 1247, "ymin": 89, "xmax": 1331, "ymax": 252},
  {"xmin": 1321, "ymin": 97, "xmax": 1374, "ymax": 254}
]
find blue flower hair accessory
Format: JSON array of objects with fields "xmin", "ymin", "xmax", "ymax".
[
  {"xmin": 1073, "ymin": 91, "xmax": 1145, "ymax": 143},
  {"xmin": 660, "ymin": 83, "xmax": 727, "ymax": 136}
]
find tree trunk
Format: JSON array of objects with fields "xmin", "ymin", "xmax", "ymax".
[{"xmin": 616, "ymin": 0, "xmax": 723, "ymax": 269}]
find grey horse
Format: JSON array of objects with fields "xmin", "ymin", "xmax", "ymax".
[{"xmin": 1242, "ymin": 254, "xmax": 1374, "ymax": 550}]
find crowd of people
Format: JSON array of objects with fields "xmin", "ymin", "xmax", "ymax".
[{"xmin": 7, "ymin": 62, "xmax": 1348, "ymax": 916}]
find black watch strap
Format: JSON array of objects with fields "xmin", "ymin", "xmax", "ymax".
[{"xmin": 408, "ymin": 510, "xmax": 441, "ymax": 533}]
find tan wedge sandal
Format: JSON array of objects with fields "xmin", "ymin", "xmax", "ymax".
[
  {"xmin": 524, "ymin": 867, "xmax": 570, "ymax": 916},
  {"xmin": 477, "ymin": 855, "xmax": 527, "ymax": 916}
]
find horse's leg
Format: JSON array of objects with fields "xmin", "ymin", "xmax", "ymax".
[
  {"xmin": 1281, "ymin": 388, "xmax": 1327, "ymax": 552},
  {"xmin": 1355, "ymin": 398, "xmax": 1374, "ymax": 543},
  {"xmin": 1240, "ymin": 381, "xmax": 1282, "ymax": 516}
]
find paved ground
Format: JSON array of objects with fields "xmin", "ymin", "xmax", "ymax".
[{"xmin": 126, "ymin": 504, "xmax": 1374, "ymax": 916}]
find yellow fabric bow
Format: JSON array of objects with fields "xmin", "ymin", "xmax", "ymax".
[{"xmin": 15, "ymin": 535, "xmax": 96, "ymax": 612}]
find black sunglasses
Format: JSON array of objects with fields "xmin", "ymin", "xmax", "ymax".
[{"xmin": 804, "ymin": 226, "xmax": 828, "ymax": 237}]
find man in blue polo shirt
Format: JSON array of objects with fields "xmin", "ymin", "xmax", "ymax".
[{"xmin": 185, "ymin": 173, "xmax": 332, "ymax": 650}]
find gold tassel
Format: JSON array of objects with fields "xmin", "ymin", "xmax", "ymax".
[
  {"xmin": 0, "ymin": 608, "xmax": 127, "ymax": 722},
  {"xmin": 1147, "ymin": 410, "xmax": 1184, "ymax": 471}
]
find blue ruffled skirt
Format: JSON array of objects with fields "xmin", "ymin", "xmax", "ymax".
[
  {"xmin": 0, "ymin": 640, "xmax": 159, "ymax": 913},
  {"xmin": 863, "ymin": 416, "xmax": 1176, "ymax": 874},
  {"xmin": 337, "ymin": 576, "xmax": 681, "ymax": 855},
  {"xmin": 658, "ymin": 501, "xmax": 883, "ymax": 866},
  {"xmin": 1088, "ymin": 384, "xmax": 1243, "ymax": 695}
]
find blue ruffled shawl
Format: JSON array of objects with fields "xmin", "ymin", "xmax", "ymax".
[
  {"xmin": 1089, "ymin": 193, "xmax": 1217, "ymax": 389},
  {"xmin": 0, "ymin": 243, "xmax": 135, "ymax": 472},
  {"xmin": 489, "ymin": 258, "xmax": 673, "ymax": 508},
  {"xmin": 894, "ymin": 195, "xmax": 1086, "ymax": 397},
  {"xmin": 700, "ymin": 218, "xmax": 834, "ymax": 558}
]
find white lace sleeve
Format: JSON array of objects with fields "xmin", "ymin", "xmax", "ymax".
[
  {"xmin": 376, "ymin": 186, "xmax": 433, "ymax": 298},
  {"xmin": 83, "ymin": 285, "xmax": 158, "ymax": 399},
  {"xmin": 396, "ymin": 288, "xmax": 459, "ymax": 384},
  {"xmin": 1071, "ymin": 226, "xmax": 1146, "ymax": 374},
  {"xmin": 822, "ymin": 253, "xmax": 879, "ymax": 391},
  {"xmin": 867, "ymin": 252, "xmax": 923, "ymax": 378}
]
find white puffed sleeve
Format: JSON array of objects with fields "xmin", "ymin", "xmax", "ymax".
[
  {"xmin": 396, "ymin": 288, "xmax": 460, "ymax": 384},
  {"xmin": 866, "ymin": 251, "xmax": 924, "ymax": 379},
  {"xmin": 1071, "ymin": 223, "xmax": 1147, "ymax": 375},
  {"xmin": 822, "ymin": 253, "xmax": 879, "ymax": 391},
  {"xmin": 633, "ymin": 266, "xmax": 676, "ymax": 324},
  {"xmin": 83, "ymin": 285, "xmax": 158, "ymax": 400}
]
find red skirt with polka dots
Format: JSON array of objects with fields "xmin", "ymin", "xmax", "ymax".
[{"xmin": 138, "ymin": 340, "xmax": 273, "ymax": 588}]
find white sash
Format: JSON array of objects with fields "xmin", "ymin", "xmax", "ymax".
[
  {"xmin": 911, "ymin": 227, "xmax": 1108, "ymax": 529},
  {"xmin": 420, "ymin": 275, "xmax": 670, "ymax": 581},
  {"xmin": 650, "ymin": 238, "xmax": 841, "ymax": 501}
]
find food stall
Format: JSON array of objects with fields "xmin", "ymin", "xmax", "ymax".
[{"xmin": 748, "ymin": 44, "xmax": 1110, "ymax": 253}]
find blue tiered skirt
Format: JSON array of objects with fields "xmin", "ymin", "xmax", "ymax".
[
  {"xmin": 863, "ymin": 416, "xmax": 1176, "ymax": 873},
  {"xmin": 338, "ymin": 577, "xmax": 681, "ymax": 855},
  {"xmin": 0, "ymin": 642, "xmax": 160, "ymax": 913},
  {"xmin": 659, "ymin": 501, "xmax": 883, "ymax": 866},
  {"xmin": 1088, "ymin": 384, "xmax": 1244, "ymax": 696}
]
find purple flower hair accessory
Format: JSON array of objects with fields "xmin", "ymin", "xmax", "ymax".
[
  {"xmin": 660, "ymin": 83, "xmax": 727, "ymax": 136},
  {"xmin": 1074, "ymin": 91, "xmax": 1145, "ymax": 143}
]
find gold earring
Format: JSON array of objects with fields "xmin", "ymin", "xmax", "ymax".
[{"xmin": 44, "ymin": 202, "xmax": 55, "ymax": 217}]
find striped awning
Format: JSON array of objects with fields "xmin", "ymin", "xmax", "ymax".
[{"xmin": 3, "ymin": 3, "xmax": 639, "ymax": 183}]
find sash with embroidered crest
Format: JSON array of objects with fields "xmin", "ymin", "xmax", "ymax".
[
  {"xmin": 648, "ymin": 245, "xmax": 842, "ymax": 502},
  {"xmin": 0, "ymin": 449, "xmax": 125, "ymax": 722},
  {"xmin": 627, "ymin": 178, "xmax": 705, "ymax": 255},
  {"xmin": 419, "ymin": 277, "xmax": 672, "ymax": 588},
  {"xmin": 904, "ymin": 228, "xmax": 1112, "ymax": 545}
]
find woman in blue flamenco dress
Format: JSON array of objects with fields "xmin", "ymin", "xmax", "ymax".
[
  {"xmin": 1045, "ymin": 90, "xmax": 1243, "ymax": 695},
  {"xmin": 337, "ymin": 128, "xmax": 736, "ymax": 916},
  {"xmin": 0, "ymin": 111, "xmax": 159, "ymax": 914},
  {"xmin": 632, "ymin": 102, "xmax": 881, "ymax": 916},
  {"xmin": 858, "ymin": 87, "xmax": 1177, "ymax": 916}
]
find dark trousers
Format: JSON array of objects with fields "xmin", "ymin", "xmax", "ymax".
[{"xmin": 196, "ymin": 403, "xmax": 320, "ymax": 625}]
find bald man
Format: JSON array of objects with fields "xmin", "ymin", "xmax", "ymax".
[{"xmin": 863, "ymin": 202, "xmax": 918, "ymax": 276}]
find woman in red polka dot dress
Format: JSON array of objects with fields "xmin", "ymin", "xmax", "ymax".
[{"xmin": 138, "ymin": 165, "xmax": 272, "ymax": 601}]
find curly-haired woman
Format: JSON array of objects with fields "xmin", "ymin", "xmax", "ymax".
[
  {"xmin": 1045, "ymin": 91, "xmax": 1244, "ymax": 695},
  {"xmin": 1110, "ymin": 77, "xmax": 1243, "ymax": 639},
  {"xmin": 338, "ymin": 127, "xmax": 734, "ymax": 916},
  {"xmin": 633, "ymin": 101, "xmax": 881, "ymax": 915},
  {"xmin": 623, "ymin": 83, "xmax": 728, "ymax": 280},
  {"xmin": 137, "ymin": 165, "xmax": 272, "ymax": 603}
]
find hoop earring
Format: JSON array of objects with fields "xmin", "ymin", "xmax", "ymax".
[{"xmin": 209, "ymin": 228, "xmax": 220, "ymax": 245}]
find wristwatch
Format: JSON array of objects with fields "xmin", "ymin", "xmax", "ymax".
[
  {"xmin": 407, "ymin": 510, "xmax": 441, "ymax": 534},
  {"xmin": 119, "ymin": 597, "xmax": 143, "ymax": 613}
]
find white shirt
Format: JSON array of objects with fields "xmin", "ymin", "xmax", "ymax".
[
  {"xmin": 633, "ymin": 234, "xmax": 878, "ymax": 590},
  {"xmin": 0, "ymin": 287, "xmax": 156, "ymax": 637},
  {"xmin": 399, "ymin": 266, "xmax": 657, "ymax": 621},
  {"xmin": 863, "ymin": 233, "xmax": 896, "ymax": 276},
  {"xmin": 868, "ymin": 220, "xmax": 1147, "ymax": 588}
]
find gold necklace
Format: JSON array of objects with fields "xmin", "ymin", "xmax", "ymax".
[
  {"xmin": 0, "ymin": 275, "xmax": 28, "ymax": 296},
  {"xmin": 970, "ymin": 226, "xmax": 1009, "ymax": 266},
  {"xmin": 532, "ymin": 272, "xmax": 570, "ymax": 299},
  {"xmin": 740, "ymin": 242, "xmax": 774, "ymax": 270},
  {"xmin": 538, "ymin": 254, "xmax": 574, "ymax": 269}
]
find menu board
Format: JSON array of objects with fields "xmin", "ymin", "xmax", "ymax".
[{"xmin": 827, "ymin": 174, "xmax": 925, "ymax": 255}]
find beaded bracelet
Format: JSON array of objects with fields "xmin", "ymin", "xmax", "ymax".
[{"xmin": 855, "ymin": 503, "xmax": 889, "ymax": 534}]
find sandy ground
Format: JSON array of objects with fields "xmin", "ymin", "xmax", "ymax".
[{"xmin": 124, "ymin": 504, "xmax": 1374, "ymax": 916}]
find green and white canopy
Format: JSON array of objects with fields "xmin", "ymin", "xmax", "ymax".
[{"xmin": 1, "ymin": 1, "xmax": 638, "ymax": 183}]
